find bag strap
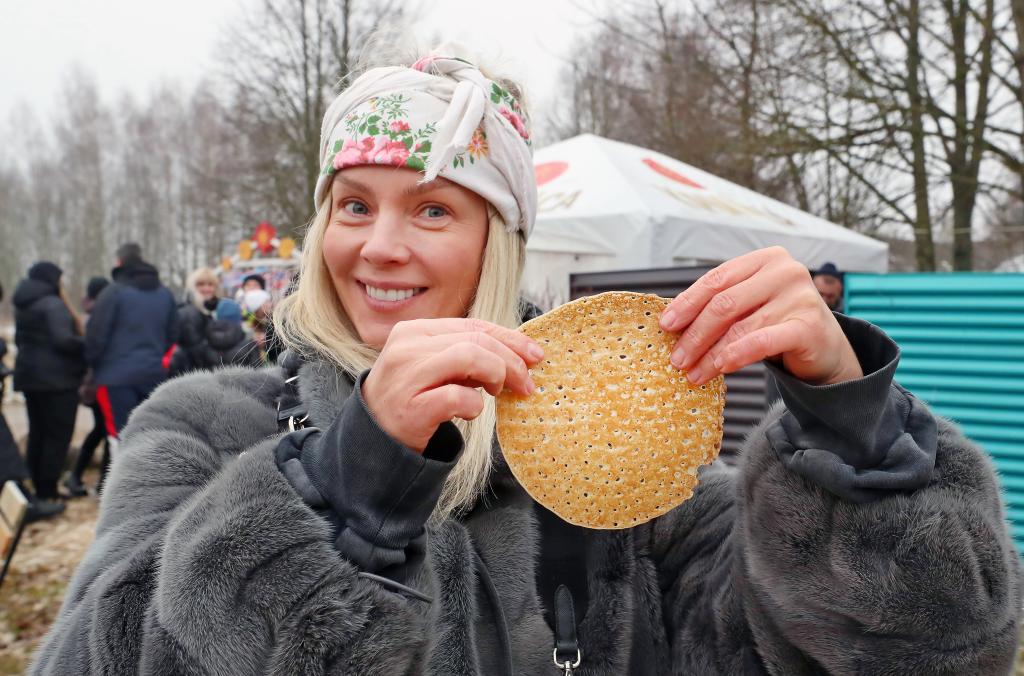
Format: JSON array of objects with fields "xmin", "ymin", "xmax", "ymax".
[{"xmin": 553, "ymin": 585, "xmax": 582, "ymax": 674}]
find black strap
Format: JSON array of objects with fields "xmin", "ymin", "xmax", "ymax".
[{"xmin": 553, "ymin": 585, "xmax": 580, "ymax": 668}]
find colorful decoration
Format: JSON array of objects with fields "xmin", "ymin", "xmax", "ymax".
[
  {"xmin": 238, "ymin": 240, "xmax": 253, "ymax": 261},
  {"xmin": 278, "ymin": 237, "xmax": 295, "ymax": 260},
  {"xmin": 254, "ymin": 221, "xmax": 277, "ymax": 254},
  {"xmin": 221, "ymin": 256, "xmax": 233, "ymax": 271}
]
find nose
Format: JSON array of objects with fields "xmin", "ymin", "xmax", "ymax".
[{"xmin": 360, "ymin": 209, "xmax": 412, "ymax": 266}]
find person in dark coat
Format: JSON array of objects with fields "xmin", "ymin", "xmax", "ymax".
[
  {"xmin": 31, "ymin": 53, "xmax": 1022, "ymax": 676},
  {"xmin": 812, "ymin": 261, "xmax": 845, "ymax": 312},
  {"xmin": 85, "ymin": 243, "xmax": 178, "ymax": 439},
  {"xmin": 174, "ymin": 266, "xmax": 221, "ymax": 373},
  {"xmin": 12, "ymin": 262, "xmax": 85, "ymax": 501},
  {"xmin": 64, "ymin": 276, "xmax": 111, "ymax": 497},
  {"xmin": 200, "ymin": 299, "xmax": 262, "ymax": 368},
  {"xmin": 0, "ymin": 282, "xmax": 65, "ymax": 521}
]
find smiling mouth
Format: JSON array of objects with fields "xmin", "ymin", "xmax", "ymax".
[{"xmin": 360, "ymin": 283, "xmax": 426, "ymax": 303}]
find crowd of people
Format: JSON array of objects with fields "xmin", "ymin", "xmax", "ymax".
[{"xmin": 0, "ymin": 243, "xmax": 281, "ymax": 521}]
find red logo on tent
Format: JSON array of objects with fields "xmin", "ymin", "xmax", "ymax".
[
  {"xmin": 535, "ymin": 161, "xmax": 569, "ymax": 186},
  {"xmin": 642, "ymin": 158, "xmax": 702, "ymax": 189}
]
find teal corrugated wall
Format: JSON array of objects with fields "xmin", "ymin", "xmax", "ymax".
[{"xmin": 846, "ymin": 273, "xmax": 1024, "ymax": 550}]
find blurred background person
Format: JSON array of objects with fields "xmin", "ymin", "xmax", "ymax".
[
  {"xmin": 0, "ymin": 282, "xmax": 64, "ymax": 521},
  {"xmin": 12, "ymin": 262, "xmax": 85, "ymax": 502},
  {"xmin": 64, "ymin": 276, "xmax": 111, "ymax": 497},
  {"xmin": 241, "ymin": 273, "xmax": 265, "ymax": 293},
  {"xmin": 201, "ymin": 299, "xmax": 262, "ymax": 368},
  {"xmin": 175, "ymin": 266, "xmax": 221, "ymax": 373},
  {"xmin": 812, "ymin": 262, "xmax": 845, "ymax": 313},
  {"xmin": 86, "ymin": 243, "xmax": 177, "ymax": 443},
  {"xmin": 241, "ymin": 287, "xmax": 274, "ymax": 363}
]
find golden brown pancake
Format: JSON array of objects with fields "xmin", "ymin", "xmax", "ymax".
[{"xmin": 496, "ymin": 292, "xmax": 725, "ymax": 529}]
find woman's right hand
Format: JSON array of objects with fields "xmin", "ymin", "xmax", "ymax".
[{"xmin": 361, "ymin": 318, "xmax": 544, "ymax": 452}]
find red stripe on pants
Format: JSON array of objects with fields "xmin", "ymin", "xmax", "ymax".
[{"xmin": 95, "ymin": 385, "xmax": 118, "ymax": 439}]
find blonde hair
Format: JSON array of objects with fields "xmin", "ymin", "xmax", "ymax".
[
  {"xmin": 59, "ymin": 285, "xmax": 84, "ymax": 336},
  {"xmin": 275, "ymin": 201, "xmax": 525, "ymax": 521},
  {"xmin": 186, "ymin": 267, "xmax": 220, "ymax": 310}
]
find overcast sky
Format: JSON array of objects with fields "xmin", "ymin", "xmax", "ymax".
[{"xmin": 0, "ymin": 0, "xmax": 595, "ymax": 141}]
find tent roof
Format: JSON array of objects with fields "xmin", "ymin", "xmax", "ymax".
[{"xmin": 530, "ymin": 134, "xmax": 888, "ymax": 272}]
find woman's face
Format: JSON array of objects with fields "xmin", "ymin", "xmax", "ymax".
[
  {"xmin": 323, "ymin": 166, "xmax": 489, "ymax": 349},
  {"xmin": 194, "ymin": 279, "xmax": 217, "ymax": 302}
]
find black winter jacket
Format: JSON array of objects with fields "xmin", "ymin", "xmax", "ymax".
[
  {"xmin": 176, "ymin": 302, "xmax": 215, "ymax": 371},
  {"xmin": 85, "ymin": 262, "xmax": 177, "ymax": 386},
  {"xmin": 30, "ymin": 316, "xmax": 1022, "ymax": 675},
  {"xmin": 200, "ymin": 320, "xmax": 262, "ymax": 369},
  {"xmin": 12, "ymin": 278, "xmax": 85, "ymax": 392}
]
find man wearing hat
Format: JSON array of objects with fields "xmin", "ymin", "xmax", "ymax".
[{"xmin": 812, "ymin": 262, "xmax": 844, "ymax": 313}]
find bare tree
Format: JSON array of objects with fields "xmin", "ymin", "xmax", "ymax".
[{"xmin": 219, "ymin": 0, "xmax": 406, "ymax": 237}]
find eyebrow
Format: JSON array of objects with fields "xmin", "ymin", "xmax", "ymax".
[
  {"xmin": 333, "ymin": 175, "xmax": 373, "ymax": 195},
  {"xmin": 401, "ymin": 177, "xmax": 458, "ymax": 198}
]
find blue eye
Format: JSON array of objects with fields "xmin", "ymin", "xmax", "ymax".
[
  {"xmin": 344, "ymin": 200, "xmax": 369, "ymax": 216},
  {"xmin": 422, "ymin": 205, "xmax": 448, "ymax": 218}
]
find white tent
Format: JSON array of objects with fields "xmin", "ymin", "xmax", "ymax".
[{"xmin": 524, "ymin": 134, "xmax": 888, "ymax": 307}]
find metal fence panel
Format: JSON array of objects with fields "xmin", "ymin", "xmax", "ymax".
[{"xmin": 846, "ymin": 272, "xmax": 1024, "ymax": 550}]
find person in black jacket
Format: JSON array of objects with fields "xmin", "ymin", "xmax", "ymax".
[
  {"xmin": 200, "ymin": 299, "xmax": 262, "ymax": 368},
  {"xmin": 85, "ymin": 243, "xmax": 177, "ymax": 439},
  {"xmin": 12, "ymin": 262, "xmax": 86, "ymax": 501},
  {"xmin": 175, "ymin": 266, "xmax": 220, "ymax": 373},
  {"xmin": 0, "ymin": 282, "xmax": 65, "ymax": 521}
]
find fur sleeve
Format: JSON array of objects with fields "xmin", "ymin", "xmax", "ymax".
[
  {"xmin": 735, "ymin": 406, "xmax": 1022, "ymax": 674},
  {"xmin": 29, "ymin": 367, "xmax": 423, "ymax": 675},
  {"xmin": 652, "ymin": 410, "xmax": 1022, "ymax": 675}
]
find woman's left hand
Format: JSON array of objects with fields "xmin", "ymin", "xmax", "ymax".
[{"xmin": 659, "ymin": 247, "xmax": 863, "ymax": 386}]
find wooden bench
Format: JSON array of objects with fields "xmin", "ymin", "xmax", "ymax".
[{"xmin": 0, "ymin": 480, "xmax": 29, "ymax": 589}]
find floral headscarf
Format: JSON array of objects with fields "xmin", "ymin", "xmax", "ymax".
[{"xmin": 315, "ymin": 56, "xmax": 536, "ymax": 239}]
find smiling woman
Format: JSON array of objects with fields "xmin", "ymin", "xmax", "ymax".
[
  {"xmin": 323, "ymin": 170, "xmax": 490, "ymax": 349},
  {"xmin": 30, "ymin": 42, "xmax": 1022, "ymax": 676}
]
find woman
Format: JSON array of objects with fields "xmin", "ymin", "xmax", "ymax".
[
  {"xmin": 176, "ymin": 266, "xmax": 221, "ymax": 371},
  {"xmin": 32, "ymin": 53, "xmax": 1020, "ymax": 675},
  {"xmin": 65, "ymin": 276, "xmax": 111, "ymax": 497},
  {"xmin": 12, "ymin": 262, "xmax": 85, "ymax": 502}
]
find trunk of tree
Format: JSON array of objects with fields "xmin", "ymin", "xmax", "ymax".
[{"xmin": 906, "ymin": 0, "xmax": 936, "ymax": 271}]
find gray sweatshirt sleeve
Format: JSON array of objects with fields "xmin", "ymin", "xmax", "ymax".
[
  {"xmin": 29, "ymin": 368, "xmax": 426, "ymax": 676},
  {"xmin": 275, "ymin": 370, "xmax": 464, "ymax": 576},
  {"xmin": 652, "ymin": 315, "xmax": 1022, "ymax": 674}
]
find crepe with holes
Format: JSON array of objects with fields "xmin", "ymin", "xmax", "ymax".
[{"xmin": 496, "ymin": 292, "xmax": 726, "ymax": 529}]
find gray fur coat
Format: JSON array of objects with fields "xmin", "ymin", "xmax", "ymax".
[{"xmin": 30, "ymin": 322, "xmax": 1022, "ymax": 674}]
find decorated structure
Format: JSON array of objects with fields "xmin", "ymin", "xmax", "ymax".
[{"xmin": 219, "ymin": 222, "xmax": 301, "ymax": 299}]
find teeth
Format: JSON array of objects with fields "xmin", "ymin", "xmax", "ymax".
[{"xmin": 366, "ymin": 285, "xmax": 418, "ymax": 302}]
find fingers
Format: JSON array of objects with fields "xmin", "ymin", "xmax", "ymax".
[
  {"xmin": 414, "ymin": 384, "xmax": 486, "ymax": 425},
  {"xmin": 667, "ymin": 271, "xmax": 786, "ymax": 371},
  {"xmin": 420, "ymin": 343, "xmax": 511, "ymax": 397},
  {"xmin": 687, "ymin": 319, "xmax": 806, "ymax": 385},
  {"xmin": 425, "ymin": 331, "xmax": 535, "ymax": 394},
  {"xmin": 659, "ymin": 248, "xmax": 780, "ymax": 333},
  {"xmin": 397, "ymin": 317, "xmax": 544, "ymax": 365}
]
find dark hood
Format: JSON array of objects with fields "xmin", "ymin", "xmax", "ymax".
[
  {"xmin": 207, "ymin": 320, "xmax": 246, "ymax": 351},
  {"xmin": 12, "ymin": 278, "xmax": 57, "ymax": 309},
  {"xmin": 112, "ymin": 261, "xmax": 161, "ymax": 291}
]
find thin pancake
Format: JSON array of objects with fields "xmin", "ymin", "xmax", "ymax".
[{"xmin": 496, "ymin": 292, "xmax": 725, "ymax": 529}]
